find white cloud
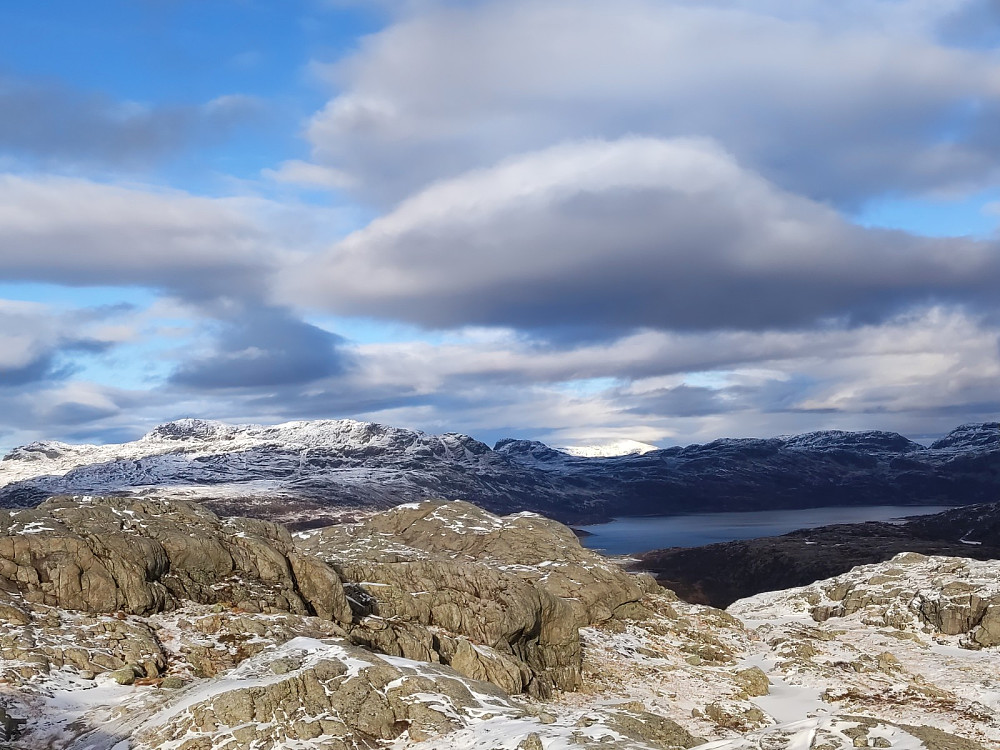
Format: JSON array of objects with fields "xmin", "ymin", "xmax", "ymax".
[
  {"xmin": 307, "ymin": 0, "xmax": 1000, "ymax": 204},
  {"xmin": 262, "ymin": 159, "xmax": 355, "ymax": 190}
]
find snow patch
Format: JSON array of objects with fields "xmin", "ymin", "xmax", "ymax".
[{"xmin": 560, "ymin": 439, "xmax": 658, "ymax": 457}]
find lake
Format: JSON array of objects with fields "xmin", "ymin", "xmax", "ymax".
[{"xmin": 575, "ymin": 505, "xmax": 956, "ymax": 555}]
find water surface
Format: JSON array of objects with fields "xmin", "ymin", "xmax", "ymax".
[{"xmin": 576, "ymin": 505, "xmax": 955, "ymax": 556}]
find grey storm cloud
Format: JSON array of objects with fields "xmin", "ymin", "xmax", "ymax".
[
  {"xmin": 308, "ymin": 0, "xmax": 1000, "ymax": 206},
  {"xmin": 283, "ymin": 137, "xmax": 1000, "ymax": 335},
  {"xmin": 0, "ymin": 175, "xmax": 277, "ymax": 301},
  {"xmin": 0, "ymin": 74, "xmax": 262, "ymax": 166},
  {"xmin": 618, "ymin": 378, "xmax": 822, "ymax": 420},
  {"xmin": 0, "ymin": 302, "xmax": 116, "ymax": 387},
  {"xmin": 42, "ymin": 400, "xmax": 121, "ymax": 426},
  {"xmin": 170, "ymin": 308, "xmax": 352, "ymax": 389},
  {"xmin": 1, "ymin": 354, "xmax": 69, "ymax": 387},
  {"xmin": 0, "ymin": 342, "xmax": 110, "ymax": 388},
  {"xmin": 235, "ymin": 385, "xmax": 434, "ymax": 423}
]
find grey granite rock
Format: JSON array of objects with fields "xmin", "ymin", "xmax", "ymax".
[{"xmin": 0, "ymin": 496, "xmax": 352, "ymax": 625}]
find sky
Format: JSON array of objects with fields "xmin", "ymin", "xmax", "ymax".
[{"xmin": 1, "ymin": 0, "xmax": 999, "ymax": 453}]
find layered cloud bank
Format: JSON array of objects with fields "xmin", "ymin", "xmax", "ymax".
[
  {"xmin": 283, "ymin": 137, "xmax": 1000, "ymax": 332},
  {"xmin": 0, "ymin": 0, "xmax": 999, "ymax": 449}
]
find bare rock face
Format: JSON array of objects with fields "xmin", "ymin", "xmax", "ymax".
[
  {"xmin": 300, "ymin": 499, "xmax": 651, "ymax": 623},
  {"xmin": 342, "ymin": 556, "xmax": 579, "ymax": 697},
  {"xmin": 0, "ymin": 591, "xmax": 168, "ymax": 686},
  {"xmin": 298, "ymin": 500, "xmax": 652, "ymax": 697},
  {"xmin": 133, "ymin": 637, "xmax": 520, "ymax": 750},
  {"xmin": 0, "ymin": 496, "xmax": 352, "ymax": 625},
  {"xmin": 0, "ymin": 495, "xmax": 652, "ymax": 702}
]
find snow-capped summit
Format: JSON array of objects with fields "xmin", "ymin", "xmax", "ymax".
[
  {"xmin": 0, "ymin": 417, "xmax": 578, "ymax": 522},
  {"xmin": 142, "ymin": 418, "xmax": 235, "ymax": 442},
  {"xmin": 931, "ymin": 422, "xmax": 1000, "ymax": 451},
  {"xmin": 1, "ymin": 440, "xmax": 75, "ymax": 462},
  {"xmin": 559, "ymin": 439, "xmax": 658, "ymax": 457}
]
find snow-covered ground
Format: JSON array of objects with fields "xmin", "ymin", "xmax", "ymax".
[
  {"xmin": 1, "ymin": 487, "xmax": 998, "ymax": 749},
  {"xmin": 3, "ymin": 568, "xmax": 997, "ymax": 749}
]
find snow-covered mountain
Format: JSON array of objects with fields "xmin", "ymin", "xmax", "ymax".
[
  {"xmin": 0, "ymin": 418, "xmax": 585, "ymax": 523},
  {"xmin": 560, "ymin": 439, "xmax": 659, "ymax": 457},
  {"xmin": 1, "ymin": 419, "xmax": 998, "ymax": 524}
]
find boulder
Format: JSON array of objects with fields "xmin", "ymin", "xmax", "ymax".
[{"xmin": 733, "ymin": 666, "xmax": 770, "ymax": 697}]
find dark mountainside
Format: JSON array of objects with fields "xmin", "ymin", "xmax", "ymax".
[
  {"xmin": 0, "ymin": 420, "xmax": 998, "ymax": 525},
  {"xmin": 499, "ymin": 421, "xmax": 1000, "ymax": 519},
  {"xmin": 635, "ymin": 500, "xmax": 1000, "ymax": 608}
]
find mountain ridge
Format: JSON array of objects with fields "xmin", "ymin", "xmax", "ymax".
[{"xmin": 1, "ymin": 418, "xmax": 998, "ymax": 524}]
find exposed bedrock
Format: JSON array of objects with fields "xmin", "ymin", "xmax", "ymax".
[
  {"xmin": 298, "ymin": 499, "xmax": 655, "ymax": 697},
  {"xmin": 0, "ymin": 496, "xmax": 353, "ymax": 624},
  {"xmin": 0, "ymin": 496, "xmax": 652, "ymax": 700},
  {"xmin": 807, "ymin": 553, "xmax": 1000, "ymax": 649}
]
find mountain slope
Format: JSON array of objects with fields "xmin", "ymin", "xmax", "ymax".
[{"xmin": 1, "ymin": 419, "xmax": 998, "ymax": 524}]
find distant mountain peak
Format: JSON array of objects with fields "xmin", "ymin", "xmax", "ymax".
[
  {"xmin": 780, "ymin": 429, "xmax": 924, "ymax": 453},
  {"xmin": 559, "ymin": 439, "xmax": 658, "ymax": 458},
  {"xmin": 1, "ymin": 440, "xmax": 75, "ymax": 462},
  {"xmin": 931, "ymin": 422, "xmax": 1000, "ymax": 451},
  {"xmin": 142, "ymin": 418, "xmax": 233, "ymax": 442}
]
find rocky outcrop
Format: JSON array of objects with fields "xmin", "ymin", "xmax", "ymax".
[
  {"xmin": 731, "ymin": 552, "xmax": 1000, "ymax": 649},
  {"xmin": 341, "ymin": 557, "xmax": 579, "ymax": 696},
  {"xmin": 0, "ymin": 496, "xmax": 352, "ymax": 624},
  {"xmin": 299, "ymin": 500, "xmax": 654, "ymax": 697},
  {"xmin": 0, "ymin": 496, "xmax": 653, "ymax": 701},
  {"xmin": 326, "ymin": 500, "xmax": 652, "ymax": 625},
  {"xmin": 130, "ymin": 635, "xmax": 710, "ymax": 750},
  {"xmin": 2, "ymin": 497, "xmax": 1000, "ymax": 749},
  {"xmin": 726, "ymin": 557, "xmax": 1000, "ymax": 749},
  {"xmin": 133, "ymin": 637, "xmax": 520, "ymax": 750},
  {"xmin": 803, "ymin": 553, "xmax": 1000, "ymax": 649},
  {"xmin": 0, "ymin": 592, "xmax": 167, "ymax": 687},
  {"xmin": 0, "ymin": 590, "xmax": 716, "ymax": 750}
]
